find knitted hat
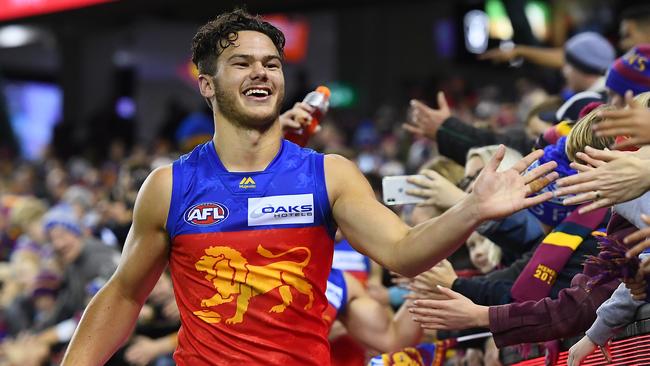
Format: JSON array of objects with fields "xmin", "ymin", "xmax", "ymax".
[
  {"xmin": 564, "ymin": 32, "xmax": 616, "ymax": 75},
  {"xmin": 605, "ymin": 45, "xmax": 650, "ymax": 97},
  {"xmin": 43, "ymin": 206, "xmax": 82, "ymax": 236},
  {"xmin": 526, "ymin": 137, "xmax": 578, "ymax": 227}
]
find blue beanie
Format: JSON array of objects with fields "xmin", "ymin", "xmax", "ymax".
[
  {"xmin": 605, "ymin": 45, "xmax": 650, "ymax": 97},
  {"xmin": 43, "ymin": 206, "xmax": 82, "ymax": 236},
  {"xmin": 564, "ymin": 32, "xmax": 616, "ymax": 75},
  {"xmin": 526, "ymin": 137, "xmax": 578, "ymax": 227}
]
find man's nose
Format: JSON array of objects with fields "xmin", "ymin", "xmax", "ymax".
[{"xmin": 250, "ymin": 62, "xmax": 267, "ymax": 80}]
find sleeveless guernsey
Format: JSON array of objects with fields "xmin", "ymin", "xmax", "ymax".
[{"xmin": 166, "ymin": 139, "xmax": 335, "ymax": 365}]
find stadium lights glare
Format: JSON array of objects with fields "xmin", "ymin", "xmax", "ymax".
[{"xmin": 0, "ymin": 25, "xmax": 40, "ymax": 48}]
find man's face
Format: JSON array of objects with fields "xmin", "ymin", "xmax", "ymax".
[
  {"xmin": 619, "ymin": 20, "xmax": 650, "ymax": 51},
  {"xmin": 562, "ymin": 63, "xmax": 589, "ymax": 92},
  {"xmin": 48, "ymin": 226, "xmax": 83, "ymax": 264},
  {"xmin": 210, "ymin": 30, "xmax": 285, "ymax": 129}
]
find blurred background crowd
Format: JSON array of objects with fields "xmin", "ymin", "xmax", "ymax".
[{"xmin": 1, "ymin": 0, "xmax": 650, "ymax": 365}]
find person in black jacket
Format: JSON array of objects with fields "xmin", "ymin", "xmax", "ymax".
[{"xmin": 403, "ymin": 91, "xmax": 602, "ymax": 166}]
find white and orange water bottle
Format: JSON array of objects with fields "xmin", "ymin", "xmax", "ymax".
[{"xmin": 285, "ymin": 85, "xmax": 330, "ymax": 147}]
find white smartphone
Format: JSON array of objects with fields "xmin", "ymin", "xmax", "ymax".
[{"xmin": 382, "ymin": 175, "xmax": 426, "ymax": 206}]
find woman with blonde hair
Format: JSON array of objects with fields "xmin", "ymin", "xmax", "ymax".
[{"xmin": 564, "ymin": 104, "xmax": 615, "ymax": 163}]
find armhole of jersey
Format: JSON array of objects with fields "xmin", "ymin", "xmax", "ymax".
[
  {"xmin": 166, "ymin": 159, "xmax": 183, "ymax": 240},
  {"xmin": 314, "ymin": 153, "xmax": 336, "ymax": 239}
]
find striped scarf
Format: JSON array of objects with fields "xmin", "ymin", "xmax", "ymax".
[{"xmin": 510, "ymin": 205, "xmax": 609, "ymax": 302}]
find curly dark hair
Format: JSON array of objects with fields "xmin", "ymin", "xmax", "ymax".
[{"xmin": 191, "ymin": 9, "xmax": 286, "ymax": 75}]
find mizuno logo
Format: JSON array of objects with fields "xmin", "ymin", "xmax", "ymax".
[{"xmin": 239, "ymin": 177, "xmax": 256, "ymax": 189}]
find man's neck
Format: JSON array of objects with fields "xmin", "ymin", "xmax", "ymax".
[{"xmin": 212, "ymin": 114, "xmax": 283, "ymax": 172}]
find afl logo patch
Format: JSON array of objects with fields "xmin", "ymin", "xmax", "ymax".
[{"xmin": 184, "ymin": 203, "xmax": 229, "ymax": 226}]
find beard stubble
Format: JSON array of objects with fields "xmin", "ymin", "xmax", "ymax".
[{"xmin": 214, "ymin": 78, "xmax": 284, "ymax": 132}]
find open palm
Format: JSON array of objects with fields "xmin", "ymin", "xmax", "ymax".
[{"xmin": 470, "ymin": 146, "xmax": 558, "ymax": 221}]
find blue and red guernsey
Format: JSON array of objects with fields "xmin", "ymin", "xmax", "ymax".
[{"xmin": 166, "ymin": 139, "xmax": 336, "ymax": 366}]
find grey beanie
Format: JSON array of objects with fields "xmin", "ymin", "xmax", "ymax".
[{"xmin": 564, "ymin": 32, "xmax": 615, "ymax": 75}]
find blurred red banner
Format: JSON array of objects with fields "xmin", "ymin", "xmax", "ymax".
[{"xmin": 0, "ymin": 0, "xmax": 114, "ymax": 21}]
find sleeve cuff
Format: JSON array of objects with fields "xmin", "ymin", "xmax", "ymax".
[{"xmin": 586, "ymin": 317, "xmax": 617, "ymax": 346}]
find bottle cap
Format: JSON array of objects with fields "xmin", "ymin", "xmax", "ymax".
[{"xmin": 315, "ymin": 85, "xmax": 330, "ymax": 98}]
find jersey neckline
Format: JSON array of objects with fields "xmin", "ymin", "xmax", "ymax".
[{"xmin": 206, "ymin": 139, "xmax": 287, "ymax": 175}]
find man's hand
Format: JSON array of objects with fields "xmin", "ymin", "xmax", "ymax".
[
  {"xmin": 469, "ymin": 146, "xmax": 558, "ymax": 221},
  {"xmin": 408, "ymin": 286, "xmax": 489, "ymax": 330},
  {"xmin": 594, "ymin": 91, "xmax": 650, "ymax": 149},
  {"xmin": 555, "ymin": 147, "xmax": 650, "ymax": 214},
  {"xmin": 410, "ymin": 259, "xmax": 458, "ymax": 292},
  {"xmin": 279, "ymin": 102, "xmax": 315, "ymax": 132},
  {"xmin": 403, "ymin": 92, "xmax": 450, "ymax": 140},
  {"xmin": 567, "ymin": 336, "xmax": 599, "ymax": 366},
  {"xmin": 406, "ymin": 170, "xmax": 467, "ymax": 210}
]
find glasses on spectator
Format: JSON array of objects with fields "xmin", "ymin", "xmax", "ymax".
[{"xmin": 457, "ymin": 168, "xmax": 483, "ymax": 192}]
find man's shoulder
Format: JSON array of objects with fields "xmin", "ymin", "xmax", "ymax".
[
  {"xmin": 323, "ymin": 153, "xmax": 355, "ymax": 170},
  {"xmin": 148, "ymin": 164, "xmax": 172, "ymax": 183},
  {"xmin": 137, "ymin": 165, "xmax": 172, "ymax": 203},
  {"xmin": 323, "ymin": 154, "xmax": 373, "ymax": 205}
]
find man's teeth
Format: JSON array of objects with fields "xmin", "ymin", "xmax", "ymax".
[{"xmin": 244, "ymin": 89, "xmax": 269, "ymax": 96}]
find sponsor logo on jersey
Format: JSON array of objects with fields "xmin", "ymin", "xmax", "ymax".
[
  {"xmin": 248, "ymin": 194, "xmax": 314, "ymax": 226},
  {"xmin": 184, "ymin": 202, "xmax": 229, "ymax": 226},
  {"xmin": 239, "ymin": 177, "xmax": 256, "ymax": 189}
]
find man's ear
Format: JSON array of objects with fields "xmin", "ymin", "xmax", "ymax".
[{"xmin": 198, "ymin": 74, "xmax": 215, "ymax": 99}]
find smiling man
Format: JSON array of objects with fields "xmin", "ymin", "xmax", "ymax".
[{"xmin": 61, "ymin": 9, "xmax": 557, "ymax": 366}]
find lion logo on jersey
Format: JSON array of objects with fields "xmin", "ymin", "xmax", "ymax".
[{"xmin": 192, "ymin": 245, "xmax": 313, "ymax": 325}]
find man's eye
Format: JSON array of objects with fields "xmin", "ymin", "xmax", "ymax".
[
  {"xmin": 266, "ymin": 63, "xmax": 280, "ymax": 69},
  {"xmin": 234, "ymin": 62, "xmax": 248, "ymax": 67}
]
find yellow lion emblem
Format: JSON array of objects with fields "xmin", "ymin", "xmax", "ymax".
[{"xmin": 192, "ymin": 245, "xmax": 313, "ymax": 325}]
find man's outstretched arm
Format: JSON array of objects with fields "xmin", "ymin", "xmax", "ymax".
[
  {"xmin": 62, "ymin": 166, "xmax": 172, "ymax": 365},
  {"xmin": 326, "ymin": 146, "xmax": 557, "ymax": 277}
]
